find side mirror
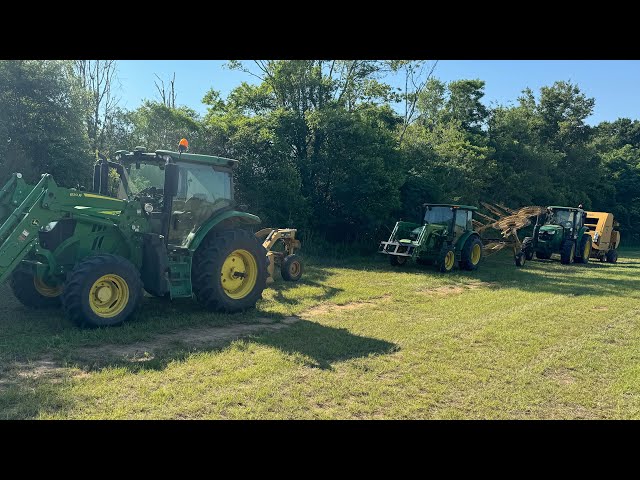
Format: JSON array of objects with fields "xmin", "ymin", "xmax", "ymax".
[{"xmin": 165, "ymin": 163, "xmax": 180, "ymax": 197}]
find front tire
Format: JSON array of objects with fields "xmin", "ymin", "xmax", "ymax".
[
  {"xmin": 10, "ymin": 271, "xmax": 63, "ymax": 309},
  {"xmin": 560, "ymin": 239, "xmax": 576, "ymax": 265},
  {"xmin": 515, "ymin": 252, "xmax": 526, "ymax": 267},
  {"xmin": 389, "ymin": 255, "xmax": 408, "ymax": 267},
  {"xmin": 536, "ymin": 251, "xmax": 551, "ymax": 260},
  {"xmin": 61, "ymin": 254, "xmax": 143, "ymax": 327},
  {"xmin": 522, "ymin": 237, "xmax": 534, "ymax": 260},
  {"xmin": 460, "ymin": 236, "xmax": 483, "ymax": 271},
  {"xmin": 192, "ymin": 229, "xmax": 268, "ymax": 313},
  {"xmin": 606, "ymin": 249, "xmax": 618, "ymax": 264}
]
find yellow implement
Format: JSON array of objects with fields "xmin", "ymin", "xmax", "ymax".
[
  {"xmin": 584, "ymin": 211, "xmax": 621, "ymax": 263},
  {"xmin": 255, "ymin": 228, "xmax": 303, "ymax": 283}
]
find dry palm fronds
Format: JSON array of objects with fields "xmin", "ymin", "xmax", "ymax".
[{"xmin": 477, "ymin": 203, "xmax": 546, "ymax": 255}]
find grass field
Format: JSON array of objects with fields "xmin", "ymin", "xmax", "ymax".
[{"xmin": 1, "ymin": 248, "xmax": 640, "ymax": 419}]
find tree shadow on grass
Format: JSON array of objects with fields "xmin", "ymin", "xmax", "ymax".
[{"xmin": 473, "ymin": 251, "xmax": 640, "ymax": 298}]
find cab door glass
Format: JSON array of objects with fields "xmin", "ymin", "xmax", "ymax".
[{"xmin": 169, "ymin": 163, "xmax": 233, "ymax": 246}]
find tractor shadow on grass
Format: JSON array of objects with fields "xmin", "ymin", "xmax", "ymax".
[{"xmin": 67, "ymin": 317, "xmax": 398, "ymax": 373}]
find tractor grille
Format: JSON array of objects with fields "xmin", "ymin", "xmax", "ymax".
[{"xmin": 539, "ymin": 231, "xmax": 555, "ymax": 241}]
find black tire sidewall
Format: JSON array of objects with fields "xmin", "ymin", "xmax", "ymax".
[
  {"xmin": 460, "ymin": 236, "xmax": 482, "ymax": 271},
  {"xmin": 439, "ymin": 246, "xmax": 456, "ymax": 273},
  {"xmin": 390, "ymin": 255, "xmax": 407, "ymax": 267},
  {"xmin": 10, "ymin": 270, "xmax": 61, "ymax": 309},
  {"xmin": 560, "ymin": 240, "xmax": 575, "ymax": 265},
  {"xmin": 282, "ymin": 254, "xmax": 303, "ymax": 281},
  {"xmin": 576, "ymin": 235, "xmax": 592, "ymax": 264},
  {"xmin": 193, "ymin": 229, "xmax": 267, "ymax": 312},
  {"xmin": 62, "ymin": 255, "xmax": 142, "ymax": 327}
]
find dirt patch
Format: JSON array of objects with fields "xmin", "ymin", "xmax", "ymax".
[
  {"xmin": 466, "ymin": 281, "xmax": 499, "ymax": 290},
  {"xmin": 0, "ymin": 356, "xmax": 81, "ymax": 391},
  {"xmin": 304, "ymin": 295, "xmax": 392, "ymax": 317},
  {"xmin": 78, "ymin": 317, "xmax": 301, "ymax": 362},
  {"xmin": 593, "ymin": 306, "xmax": 609, "ymax": 311},
  {"xmin": 543, "ymin": 367, "xmax": 576, "ymax": 385},
  {"xmin": 419, "ymin": 281, "xmax": 498, "ymax": 297}
]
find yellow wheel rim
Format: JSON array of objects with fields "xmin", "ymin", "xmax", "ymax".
[
  {"xmin": 444, "ymin": 251, "xmax": 455, "ymax": 270},
  {"xmin": 289, "ymin": 260, "xmax": 301, "ymax": 276},
  {"xmin": 471, "ymin": 243, "xmax": 481, "ymax": 265},
  {"xmin": 221, "ymin": 249, "xmax": 258, "ymax": 300},
  {"xmin": 34, "ymin": 277, "xmax": 63, "ymax": 298},
  {"xmin": 584, "ymin": 241, "xmax": 591, "ymax": 259},
  {"xmin": 88, "ymin": 274, "xmax": 130, "ymax": 318}
]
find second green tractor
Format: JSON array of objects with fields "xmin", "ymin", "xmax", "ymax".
[
  {"xmin": 517, "ymin": 206, "xmax": 592, "ymax": 266},
  {"xmin": 379, "ymin": 204, "xmax": 483, "ymax": 272}
]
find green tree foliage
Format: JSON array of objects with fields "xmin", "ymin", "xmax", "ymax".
[
  {"xmin": 0, "ymin": 60, "xmax": 91, "ymax": 186},
  {"xmin": 2, "ymin": 59, "xmax": 639, "ymax": 243}
]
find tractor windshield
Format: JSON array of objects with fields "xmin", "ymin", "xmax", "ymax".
[
  {"xmin": 168, "ymin": 163, "xmax": 233, "ymax": 246},
  {"xmin": 127, "ymin": 164, "xmax": 165, "ymax": 196},
  {"xmin": 548, "ymin": 209, "xmax": 574, "ymax": 229},
  {"xmin": 424, "ymin": 206, "xmax": 453, "ymax": 225}
]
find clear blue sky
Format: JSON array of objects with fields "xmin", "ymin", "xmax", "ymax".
[{"xmin": 116, "ymin": 60, "xmax": 640, "ymax": 125}]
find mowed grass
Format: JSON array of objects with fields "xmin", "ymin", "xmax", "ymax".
[{"xmin": 1, "ymin": 248, "xmax": 640, "ymax": 419}]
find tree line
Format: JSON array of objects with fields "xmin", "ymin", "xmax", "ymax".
[{"xmin": 1, "ymin": 60, "xmax": 638, "ymax": 245}]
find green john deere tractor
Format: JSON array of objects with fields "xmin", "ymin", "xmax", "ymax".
[
  {"xmin": 379, "ymin": 204, "xmax": 483, "ymax": 273},
  {"xmin": 517, "ymin": 205, "xmax": 592, "ymax": 266},
  {"xmin": 0, "ymin": 140, "xmax": 268, "ymax": 327}
]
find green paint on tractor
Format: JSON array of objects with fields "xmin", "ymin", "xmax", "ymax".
[
  {"xmin": 517, "ymin": 205, "xmax": 592, "ymax": 266},
  {"xmin": 0, "ymin": 143, "xmax": 269, "ymax": 327},
  {"xmin": 379, "ymin": 204, "xmax": 484, "ymax": 273}
]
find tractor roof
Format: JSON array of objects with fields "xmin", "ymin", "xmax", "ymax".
[
  {"xmin": 548, "ymin": 205, "xmax": 584, "ymax": 212},
  {"xmin": 114, "ymin": 149, "xmax": 239, "ymax": 169},
  {"xmin": 424, "ymin": 203, "xmax": 478, "ymax": 211}
]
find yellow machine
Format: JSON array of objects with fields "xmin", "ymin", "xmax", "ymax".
[
  {"xmin": 584, "ymin": 211, "xmax": 620, "ymax": 263},
  {"xmin": 255, "ymin": 228, "xmax": 303, "ymax": 283}
]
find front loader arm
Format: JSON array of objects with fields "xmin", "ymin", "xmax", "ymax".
[{"xmin": 0, "ymin": 175, "xmax": 60, "ymax": 284}]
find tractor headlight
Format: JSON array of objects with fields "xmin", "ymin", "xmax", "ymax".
[{"xmin": 43, "ymin": 221, "xmax": 57, "ymax": 232}]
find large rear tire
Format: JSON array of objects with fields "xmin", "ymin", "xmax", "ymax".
[
  {"xmin": 575, "ymin": 235, "xmax": 592, "ymax": 264},
  {"xmin": 460, "ymin": 236, "xmax": 483, "ymax": 271},
  {"xmin": 10, "ymin": 271, "xmax": 62, "ymax": 309},
  {"xmin": 606, "ymin": 249, "xmax": 618, "ymax": 264},
  {"xmin": 192, "ymin": 229, "xmax": 268, "ymax": 313},
  {"xmin": 560, "ymin": 239, "xmax": 576, "ymax": 265},
  {"xmin": 62, "ymin": 254, "xmax": 143, "ymax": 328}
]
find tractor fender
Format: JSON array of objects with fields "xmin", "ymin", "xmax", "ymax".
[
  {"xmin": 455, "ymin": 231, "xmax": 481, "ymax": 253},
  {"xmin": 188, "ymin": 210, "xmax": 261, "ymax": 252},
  {"xmin": 576, "ymin": 226, "xmax": 589, "ymax": 246}
]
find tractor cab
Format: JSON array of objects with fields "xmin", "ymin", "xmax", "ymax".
[
  {"xmin": 543, "ymin": 206, "xmax": 586, "ymax": 234},
  {"xmin": 98, "ymin": 143, "xmax": 238, "ymax": 248},
  {"xmin": 423, "ymin": 204, "xmax": 474, "ymax": 238}
]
